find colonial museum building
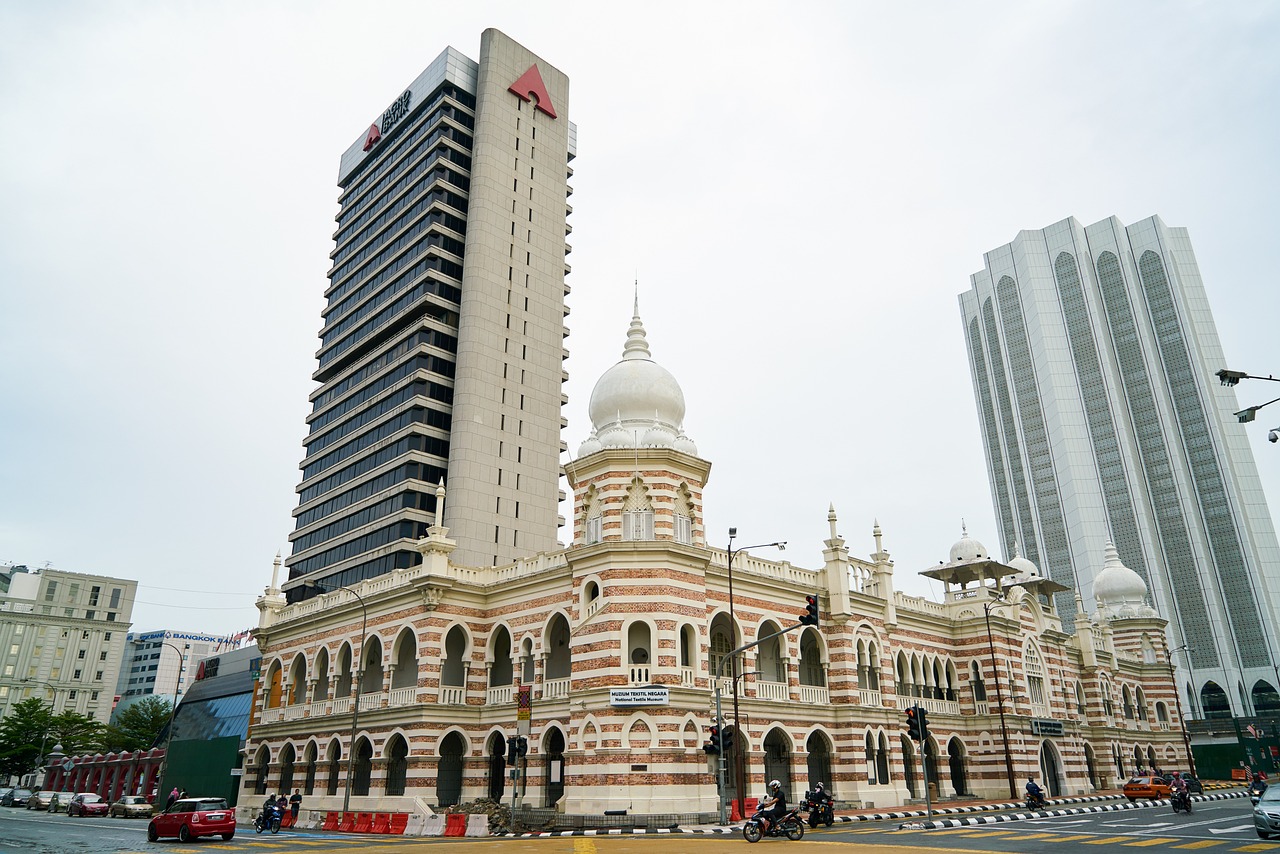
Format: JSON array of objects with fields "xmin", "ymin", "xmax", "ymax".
[{"xmin": 246, "ymin": 307, "xmax": 1186, "ymax": 817}]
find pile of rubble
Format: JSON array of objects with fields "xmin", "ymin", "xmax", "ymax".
[{"xmin": 442, "ymin": 798, "xmax": 557, "ymax": 834}]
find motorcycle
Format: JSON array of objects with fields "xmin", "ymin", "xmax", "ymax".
[
  {"xmin": 1024, "ymin": 791, "xmax": 1047, "ymax": 810},
  {"xmin": 742, "ymin": 806, "xmax": 805, "ymax": 843},
  {"xmin": 253, "ymin": 804, "xmax": 283, "ymax": 834},
  {"xmin": 802, "ymin": 791, "xmax": 834, "ymax": 828},
  {"xmin": 1171, "ymin": 789, "xmax": 1193, "ymax": 814}
]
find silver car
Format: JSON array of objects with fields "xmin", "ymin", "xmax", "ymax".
[
  {"xmin": 26, "ymin": 791, "xmax": 59, "ymax": 810},
  {"xmin": 1255, "ymin": 783, "xmax": 1280, "ymax": 839}
]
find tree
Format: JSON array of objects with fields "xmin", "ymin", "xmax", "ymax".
[
  {"xmin": 50, "ymin": 709, "xmax": 105, "ymax": 757},
  {"xmin": 0, "ymin": 698, "xmax": 54, "ymax": 777},
  {"xmin": 103, "ymin": 697, "xmax": 172, "ymax": 752}
]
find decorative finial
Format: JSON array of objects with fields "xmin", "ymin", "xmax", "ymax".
[
  {"xmin": 622, "ymin": 291, "xmax": 651, "ymax": 360},
  {"xmin": 827, "ymin": 504, "xmax": 838, "ymax": 540},
  {"xmin": 435, "ymin": 478, "xmax": 447, "ymax": 527}
]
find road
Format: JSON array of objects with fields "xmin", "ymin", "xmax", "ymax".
[{"xmin": 0, "ymin": 793, "xmax": 1270, "ymax": 854}]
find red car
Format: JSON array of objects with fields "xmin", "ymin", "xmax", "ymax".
[
  {"xmin": 147, "ymin": 797, "xmax": 235, "ymax": 842},
  {"xmin": 66, "ymin": 793, "xmax": 109, "ymax": 817}
]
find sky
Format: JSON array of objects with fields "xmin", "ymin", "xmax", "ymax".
[{"xmin": 1, "ymin": 1, "xmax": 1277, "ymax": 636}]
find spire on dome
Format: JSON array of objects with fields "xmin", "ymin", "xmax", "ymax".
[{"xmin": 623, "ymin": 292, "xmax": 652, "ymax": 360}]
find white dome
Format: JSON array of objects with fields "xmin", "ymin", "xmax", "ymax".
[
  {"xmin": 1094, "ymin": 541, "xmax": 1156, "ymax": 619},
  {"xmin": 1008, "ymin": 544, "xmax": 1039, "ymax": 578},
  {"xmin": 577, "ymin": 428, "xmax": 603, "ymax": 456},
  {"xmin": 948, "ymin": 526, "xmax": 989, "ymax": 563},
  {"xmin": 582, "ymin": 301, "xmax": 694, "ymax": 453}
]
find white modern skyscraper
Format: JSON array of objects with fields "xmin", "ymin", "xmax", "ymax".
[
  {"xmin": 960, "ymin": 214, "xmax": 1280, "ymax": 718},
  {"xmin": 284, "ymin": 30, "xmax": 573, "ymax": 601}
]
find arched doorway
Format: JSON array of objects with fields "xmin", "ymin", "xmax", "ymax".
[
  {"xmin": 279, "ymin": 743, "xmax": 296, "ymax": 793},
  {"xmin": 543, "ymin": 728, "xmax": 565, "ymax": 807},
  {"xmin": 1039, "ymin": 741, "xmax": 1063, "ymax": 796},
  {"xmin": 325, "ymin": 740, "xmax": 341, "ymax": 795},
  {"xmin": 352, "ymin": 737, "xmax": 373, "ymax": 796},
  {"xmin": 947, "ymin": 737, "xmax": 967, "ymax": 796},
  {"xmin": 1200, "ymin": 681, "xmax": 1231, "ymax": 718},
  {"xmin": 1083, "ymin": 743, "xmax": 1099, "ymax": 791},
  {"xmin": 763, "ymin": 728, "xmax": 793, "ymax": 801},
  {"xmin": 386, "ymin": 735, "xmax": 408, "ymax": 796},
  {"xmin": 901, "ymin": 736, "xmax": 917, "ymax": 799},
  {"xmin": 437, "ymin": 732, "xmax": 465, "ymax": 807},
  {"xmin": 253, "ymin": 745, "xmax": 270, "ymax": 795},
  {"xmin": 487, "ymin": 733, "xmax": 507, "ymax": 801},
  {"xmin": 303, "ymin": 742, "xmax": 317, "ymax": 795},
  {"xmin": 806, "ymin": 731, "xmax": 833, "ymax": 795}
]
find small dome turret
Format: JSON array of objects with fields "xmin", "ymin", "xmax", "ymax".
[
  {"xmin": 1094, "ymin": 541, "xmax": 1156, "ymax": 619},
  {"xmin": 948, "ymin": 523, "xmax": 988, "ymax": 564}
]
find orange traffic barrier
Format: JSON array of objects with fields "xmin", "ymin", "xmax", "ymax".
[
  {"xmin": 353, "ymin": 812, "xmax": 373, "ymax": 833},
  {"xmin": 322, "ymin": 811, "xmax": 339, "ymax": 831},
  {"xmin": 389, "ymin": 813, "xmax": 409, "ymax": 834},
  {"xmin": 337, "ymin": 812, "xmax": 356, "ymax": 832},
  {"xmin": 444, "ymin": 813, "xmax": 468, "ymax": 836}
]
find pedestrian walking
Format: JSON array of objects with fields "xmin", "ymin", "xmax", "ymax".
[{"xmin": 166, "ymin": 787, "xmax": 179, "ymax": 809}]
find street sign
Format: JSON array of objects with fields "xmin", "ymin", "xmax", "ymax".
[
  {"xmin": 517, "ymin": 684, "xmax": 531, "ymax": 721},
  {"xmin": 61, "ymin": 758, "xmax": 74, "ymax": 772}
]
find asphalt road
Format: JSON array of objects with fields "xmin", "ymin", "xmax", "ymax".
[{"xmin": 0, "ymin": 793, "xmax": 1271, "ymax": 854}]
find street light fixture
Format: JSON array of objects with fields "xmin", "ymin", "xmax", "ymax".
[
  {"xmin": 305, "ymin": 580, "xmax": 368, "ymax": 815},
  {"xmin": 725, "ymin": 528, "xmax": 786, "ymax": 821},
  {"xmin": 1217, "ymin": 368, "xmax": 1280, "ymax": 426},
  {"xmin": 982, "ymin": 596, "xmax": 1017, "ymax": 800}
]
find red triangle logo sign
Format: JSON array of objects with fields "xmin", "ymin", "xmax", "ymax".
[
  {"xmin": 508, "ymin": 64, "xmax": 557, "ymax": 118},
  {"xmin": 362, "ymin": 123, "xmax": 381, "ymax": 152}
]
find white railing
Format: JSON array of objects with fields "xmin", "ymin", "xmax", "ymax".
[
  {"xmin": 260, "ymin": 707, "xmax": 284, "ymax": 724},
  {"xmin": 1031, "ymin": 704, "xmax": 1052, "ymax": 719},
  {"xmin": 283, "ymin": 705, "xmax": 305, "ymax": 721},
  {"xmin": 1158, "ymin": 721, "xmax": 1171, "ymax": 731},
  {"xmin": 488, "ymin": 685, "xmax": 513, "ymax": 705},
  {"xmin": 584, "ymin": 599, "xmax": 604, "ymax": 621},
  {"xmin": 894, "ymin": 695, "xmax": 961, "ymax": 715},
  {"xmin": 799, "ymin": 685, "xmax": 829, "ymax": 705},
  {"xmin": 388, "ymin": 686, "xmax": 417, "ymax": 707},
  {"xmin": 756, "ymin": 680, "xmax": 789, "ymax": 701},
  {"xmin": 629, "ymin": 665, "xmax": 650, "ymax": 685},
  {"xmin": 858, "ymin": 689, "xmax": 882, "ymax": 707},
  {"xmin": 542, "ymin": 678, "xmax": 570, "ymax": 700},
  {"xmin": 438, "ymin": 685, "xmax": 465, "ymax": 705},
  {"xmin": 331, "ymin": 697, "xmax": 352, "ymax": 715},
  {"xmin": 975, "ymin": 700, "xmax": 990, "ymax": 715},
  {"xmin": 680, "ymin": 667, "xmax": 695, "ymax": 687},
  {"xmin": 358, "ymin": 692, "xmax": 383, "ymax": 711}
]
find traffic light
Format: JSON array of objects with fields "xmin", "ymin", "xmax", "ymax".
[
  {"xmin": 506, "ymin": 736, "xmax": 518, "ymax": 764},
  {"xmin": 704, "ymin": 725, "xmax": 721, "ymax": 754},
  {"xmin": 917, "ymin": 708, "xmax": 929, "ymax": 740},
  {"xmin": 516, "ymin": 736, "xmax": 528, "ymax": 758},
  {"xmin": 800, "ymin": 595, "xmax": 820, "ymax": 626},
  {"xmin": 721, "ymin": 727, "xmax": 735, "ymax": 754},
  {"xmin": 905, "ymin": 707, "xmax": 922, "ymax": 741}
]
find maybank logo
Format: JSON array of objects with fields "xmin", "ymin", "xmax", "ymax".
[{"xmin": 508, "ymin": 64, "xmax": 557, "ymax": 119}]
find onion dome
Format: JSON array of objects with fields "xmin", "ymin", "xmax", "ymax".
[
  {"xmin": 577, "ymin": 427, "xmax": 603, "ymax": 457},
  {"xmin": 582, "ymin": 297, "xmax": 695, "ymax": 454},
  {"xmin": 1094, "ymin": 541, "xmax": 1156, "ymax": 619},
  {"xmin": 948, "ymin": 523, "xmax": 988, "ymax": 564},
  {"xmin": 1007, "ymin": 544, "xmax": 1039, "ymax": 579}
]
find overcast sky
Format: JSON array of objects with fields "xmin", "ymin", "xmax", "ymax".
[{"xmin": 1, "ymin": 1, "xmax": 1277, "ymax": 636}]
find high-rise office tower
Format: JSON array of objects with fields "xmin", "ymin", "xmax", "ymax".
[
  {"xmin": 960, "ymin": 215, "xmax": 1280, "ymax": 718},
  {"xmin": 285, "ymin": 30, "xmax": 573, "ymax": 601}
]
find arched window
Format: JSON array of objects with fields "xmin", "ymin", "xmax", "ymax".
[
  {"xmin": 1122, "ymin": 685, "xmax": 1135, "ymax": 719},
  {"xmin": 303, "ymin": 742, "xmax": 317, "ymax": 795},
  {"xmin": 288, "ymin": 655, "xmax": 307, "ymax": 705},
  {"xmin": 970, "ymin": 660, "xmax": 987, "ymax": 703},
  {"xmin": 799, "ymin": 629, "xmax": 825, "ymax": 687},
  {"xmin": 313, "ymin": 648, "xmax": 330, "ymax": 701},
  {"xmin": 352, "ymin": 737, "xmax": 373, "ymax": 796},
  {"xmin": 253, "ymin": 745, "xmax": 270, "ymax": 795},
  {"xmin": 391, "ymin": 627, "xmax": 418, "ymax": 689},
  {"xmin": 326, "ymin": 740, "xmax": 341, "ymax": 795},
  {"xmin": 865, "ymin": 731, "xmax": 876, "ymax": 784},
  {"xmin": 385, "ymin": 735, "xmax": 409, "ymax": 796},
  {"xmin": 546, "ymin": 613, "xmax": 572, "ymax": 680},
  {"xmin": 490, "ymin": 626, "xmax": 513, "ymax": 687},
  {"xmin": 360, "ymin": 635, "xmax": 384, "ymax": 695},
  {"xmin": 622, "ymin": 477, "xmax": 654, "ymax": 540},
  {"xmin": 1024, "ymin": 644, "xmax": 1045, "ymax": 707},
  {"xmin": 279, "ymin": 743, "xmax": 296, "ymax": 793},
  {"xmin": 1135, "ymin": 687, "xmax": 1148, "ymax": 720}
]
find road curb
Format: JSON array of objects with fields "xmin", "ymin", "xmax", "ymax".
[{"xmin": 922, "ymin": 790, "xmax": 1246, "ymax": 829}]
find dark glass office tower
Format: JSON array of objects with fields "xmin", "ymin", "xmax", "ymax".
[{"xmin": 284, "ymin": 30, "xmax": 573, "ymax": 602}]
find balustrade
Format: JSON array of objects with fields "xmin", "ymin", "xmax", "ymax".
[
  {"xmin": 629, "ymin": 665, "xmax": 650, "ymax": 685},
  {"xmin": 487, "ymin": 685, "xmax": 513, "ymax": 705},
  {"xmin": 331, "ymin": 697, "xmax": 352, "ymax": 715},
  {"xmin": 858, "ymin": 689, "xmax": 883, "ymax": 707},
  {"xmin": 438, "ymin": 685, "xmax": 465, "ymax": 705},
  {"xmin": 679, "ymin": 667, "xmax": 695, "ymax": 688},
  {"xmin": 542, "ymin": 677, "xmax": 570, "ymax": 700},
  {"xmin": 358, "ymin": 692, "xmax": 383, "ymax": 711},
  {"xmin": 306, "ymin": 700, "xmax": 329, "ymax": 718},
  {"xmin": 283, "ymin": 705, "xmax": 305, "ymax": 721},
  {"xmin": 798, "ymin": 685, "xmax": 829, "ymax": 705},
  {"xmin": 388, "ymin": 686, "xmax": 417, "ymax": 707},
  {"xmin": 975, "ymin": 700, "xmax": 990, "ymax": 715},
  {"xmin": 756, "ymin": 680, "xmax": 789, "ymax": 701},
  {"xmin": 260, "ymin": 707, "xmax": 284, "ymax": 724}
]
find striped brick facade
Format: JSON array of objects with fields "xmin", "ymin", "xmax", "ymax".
[{"xmin": 246, "ymin": 442, "xmax": 1186, "ymax": 817}]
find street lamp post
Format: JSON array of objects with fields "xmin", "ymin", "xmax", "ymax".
[
  {"xmin": 982, "ymin": 597, "xmax": 1017, "ymax": 800},
  {"xmin": 725, "ymin": 528, "xmax": 786, "ymax": 821},
  {"xmin": 156, "ymin": 641, "xmax": 190, "ymax": 794},
  {"xmin": 1166, "ymin": 643, "xmax": 1198, "ymax": 777},
  {"xmin": 306, "ymin": 581, "xmax": 368, "ymax": 815},
  {"xmin": 1216, "ymin": 368, "xmax": 1280, "ymax": 428}
]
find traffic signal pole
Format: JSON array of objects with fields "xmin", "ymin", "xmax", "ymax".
[{"xmin": 713, "ymin": 619, "xmax": 809, "ymax": 824}]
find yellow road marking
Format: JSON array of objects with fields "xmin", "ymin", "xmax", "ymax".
[
  {"xmin": 961, "ymin": 831, "xmax": 1019, "ymax": 837},
  {"xmin": 1086, "ymin": 837, "xmax": 1141, "ymax": 845},
  {"xmin": 1172, "ymin": 843, "xmax": 1224, "ymax": 849},
  {"xmin": 1125, "ymin": 839, "xmax": 1181, "ymax": 847},
  {"xmin": 1009, "ymin": 833, "xmax": 1057, "ymax": 839},
  {"xmin": 573, "ymin": 839, "xmax": 598, "ymax": 853},
  {"xmin": 1053, "ymin": 835, "xmax": 1102, "ymax": 842},
  {"xmin": 1232, "ymin": 846, "xmax": 1280, "ymax": 852}
]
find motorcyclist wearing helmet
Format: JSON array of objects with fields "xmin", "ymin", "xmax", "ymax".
[
  {"xmin": 1170, "ymin": 772, "xmax": 1188, "ymax": 795},
  {"xmin": 759, "ymin": 780, "xmax": 787, "ymax": 833},
  {"xmin": 259, "ymin": 793, "xmax": 280, "ymax": 827},
  {"xmin": 1025, "ymin": 777, "xmax": 1045, "ymax": 807}
]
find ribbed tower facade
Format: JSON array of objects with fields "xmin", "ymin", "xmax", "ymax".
[
  {"xmin": 959, "ymin": 215, "xmax": 1280, "ymax": 718},
  {"xmin": 285, "ymin": 30, "xmax": 573, "ymax": 601}
]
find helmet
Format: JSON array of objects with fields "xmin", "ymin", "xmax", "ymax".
[
  {"xmin": 770, "ymin": 780, "xmax": 781, "ymax": 790},
  {"xmin": 1172, "ymin": 772, "xmax": 1181, "ymax": 779},
  {"xmin": 815, "ymin": 782, "xmax": 825, "ymax": 790}
]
